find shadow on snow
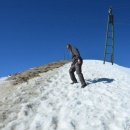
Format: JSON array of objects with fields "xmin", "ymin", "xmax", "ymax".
[{"xmin": 87, "ymin": 78, "xmax": 115, "ymax": 84}]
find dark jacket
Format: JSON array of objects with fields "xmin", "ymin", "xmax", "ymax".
[{"xmin": 71, "ymin": 46, "xmax": 83, "ymax": 65}]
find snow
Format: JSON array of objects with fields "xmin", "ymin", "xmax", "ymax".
[{"xmin": 0, "ymin": 60, "xmax": 130, "ymax": 130}]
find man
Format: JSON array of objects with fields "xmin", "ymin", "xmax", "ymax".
[{"xmin": 66, "ymin": 44, "xmax": 87, "ymax": 88}]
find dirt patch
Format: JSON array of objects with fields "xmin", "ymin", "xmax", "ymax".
[{"xmin": 7, "ymin": 60, "xmax": 70, "ymax": 85}]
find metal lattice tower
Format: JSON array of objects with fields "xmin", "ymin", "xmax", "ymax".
[{"xmin": 103, "ymin": 6, "xmax": 114, "ymax": 65}]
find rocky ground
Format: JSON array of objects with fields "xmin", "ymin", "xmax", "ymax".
[{"xmin": 7, "ymin": 60, "xmax": 70, "ymax": 85}]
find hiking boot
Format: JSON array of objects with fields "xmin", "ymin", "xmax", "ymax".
[
  {"xmin": 70, "ymin": 81, "xmax": 78, "ymax": 84},
  {"xmin": 81, "ymin": 83, "xmax": 87, "ymax": 88}
]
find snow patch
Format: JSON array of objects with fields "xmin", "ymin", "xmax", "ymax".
[{"xmin": 0, "ymin": 60, "xmax": 130, "ymax": 130}]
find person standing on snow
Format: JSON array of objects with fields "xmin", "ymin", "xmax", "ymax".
[{"xmin": 66, "ymin": 44, "xmax": 87, "ymax": 88}]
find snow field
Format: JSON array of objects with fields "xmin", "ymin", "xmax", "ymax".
[{"xmin": 0, "ymin": 60, "xmax": 130, "ymax": 130}]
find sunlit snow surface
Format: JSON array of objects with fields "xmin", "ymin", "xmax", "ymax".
[{"xmin": 0, "ymin": 60, "xmax": 130, "ymax": 130}]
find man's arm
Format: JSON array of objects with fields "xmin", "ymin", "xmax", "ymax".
[
  {"xmin": 72, "ymin": 47, "xmax": 81, "ymax": 64},
  {"xmin": 72, "ymin": 47, "xmax": 80, "ymax": 59}
]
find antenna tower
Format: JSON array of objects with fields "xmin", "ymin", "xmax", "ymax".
[{"xmin": 103, "ymin": 6, "xmax": 114, "ymax": 65}]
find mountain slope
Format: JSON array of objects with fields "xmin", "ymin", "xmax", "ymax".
[{"xmin": 0, "ymin": 60, "xmax": 130, "ymax": 130}]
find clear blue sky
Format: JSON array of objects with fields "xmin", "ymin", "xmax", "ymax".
[{"xmin": 0, "ymin": 0, "xmax": 130, "ymax": 77}]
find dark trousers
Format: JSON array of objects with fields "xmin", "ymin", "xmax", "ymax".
[{"xmin": 69, "ymin": 62, "xmax": 86, "ymax": 85}]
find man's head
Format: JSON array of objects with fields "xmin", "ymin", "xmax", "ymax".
[{"xmin": 66, "ymin": 44, "xmax": 71, "ymax": 50}]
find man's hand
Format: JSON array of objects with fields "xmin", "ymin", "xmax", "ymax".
[{"xmin": 78, "ymin": 59, "xmax": 81, "ymax": 64}]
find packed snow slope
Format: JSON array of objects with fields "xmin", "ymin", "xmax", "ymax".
[{"xmin": 0, "ymin": 60, "xmax": 130, "ymax": 130}]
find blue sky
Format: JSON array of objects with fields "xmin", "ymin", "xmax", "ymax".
[{"xmin": 0, "ymin": 0, "xmax": 130, "ymax": 77}]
